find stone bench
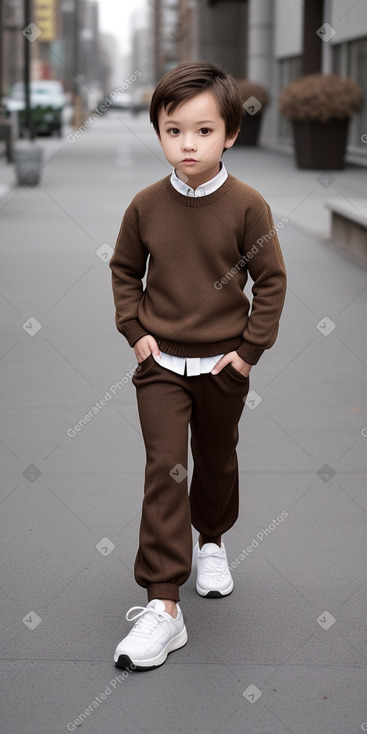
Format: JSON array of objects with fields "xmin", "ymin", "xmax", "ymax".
[{"xmin": 325, "ymin": 199, "xmax": 367, "ymax": 267}]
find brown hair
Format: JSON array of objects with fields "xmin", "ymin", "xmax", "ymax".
[{"xmin": 150, "ymin": 62, "xmax": 243, "ymax": 138}]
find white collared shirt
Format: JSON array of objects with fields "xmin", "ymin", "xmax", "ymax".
[
  {"xmin": 152, "ymin": 162, "xmax": 227, "ymax": 376},
  {"xmin": 171, "ymin": 159, "xmax": 228, "ymax": 197}
]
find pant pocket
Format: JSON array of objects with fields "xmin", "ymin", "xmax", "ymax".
[
  {"xmin": 132, "ymin": 353, "xmax": 156, "ymax": 382},
  {"xmin": 224, "ymin": 363, "xmax": 250, "ymax": 383}
]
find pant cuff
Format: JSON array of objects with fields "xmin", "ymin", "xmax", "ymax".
[
  {"xmin": 147, "ymin": 583, "xmax": 180, "ymax": 602},
  {"xmin": 199, "ymin": 533, "xmax": 222, "ymax": 546}
]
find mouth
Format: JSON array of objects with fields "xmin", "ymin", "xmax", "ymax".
[{"xmin": 182, "ymin": 158, "xmax": 198, "ymax": 163}]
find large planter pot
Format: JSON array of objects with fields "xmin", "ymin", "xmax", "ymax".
[
  {"xmin": 13, "ymin": 140, "xmax": 43, "ymax": 186},
  {"xmin": 236, "ymin": 112, "xmax": 262, "ymax": 147},
  {"xmin": 292, "ymin": 118, "xmax": 349, "ymax": 170}
]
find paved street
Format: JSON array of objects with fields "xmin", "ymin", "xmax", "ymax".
[{"xmin": 1, "ymin": 110, "xmax": 367, "ymax": 734}]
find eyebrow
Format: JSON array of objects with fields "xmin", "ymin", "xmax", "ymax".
[{"xmin": 163, "ymin": 119, "xmax": 215, "ymax": 125}]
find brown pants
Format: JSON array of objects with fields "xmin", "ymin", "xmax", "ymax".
[{"xmin": 131, "ymin": 354, "xmax": 250, "ymax": 602}]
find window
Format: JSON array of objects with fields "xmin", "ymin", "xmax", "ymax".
[{"xmin": 333, "ymin": 37, "xmax": 367, "ymax": 152}]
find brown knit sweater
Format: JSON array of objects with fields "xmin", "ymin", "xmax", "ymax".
[{"xmin": 110, "ymin": 173, "xmax": 287, "ymax": 365}]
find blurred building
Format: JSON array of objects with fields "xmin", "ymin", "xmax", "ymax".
[
  {"xmin": 146, "ymin": 0, "xmax": 366, "ymax": 164},
  {"xmin": 42, "ymin": 0, "xmax": 105, "ymax": 106},
  {"xmin": 262, "ymin": 0, "xmax": 367, "ymax": 162},
  {"xmin": 200, "ymin": 0, "xmax": 367, "ymax": 162},
  {"xmin": 150, "ymin": 0, "xmax": 198, "ymax": 83},
  {"xmin": 130, "ymin": 4, "xmax": 154, "ymax": 103},
  {"xmin": 0, "ymin": 0, "xmax": 112, "ymax": 107},
  {"xmin": 99, "ymin": 33, "xmax": 120, "ymax": 91},
  {"xmin": 196, "ymin": 1, "xmax": 247, "ymax": 77},
  {"xmin": 1, "ymin": 0, "xmax": 365, "ymax": 163}
]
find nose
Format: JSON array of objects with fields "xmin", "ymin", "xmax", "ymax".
[{"xmin": 182, "ymin": 135, "xmax": 196, "ymax": 152}]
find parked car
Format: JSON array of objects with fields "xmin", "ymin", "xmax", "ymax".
[
  {"xmin": 4, "ymin": 80, "xmax": 66, "ymax": 137},
  {"xmin": 101, "ymin": 90, "xmax": 150, "ymax": 114}
]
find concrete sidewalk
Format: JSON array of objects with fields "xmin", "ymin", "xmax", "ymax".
[
  {"xmin": 1, "ymin": 111, "xmax": 366, "ymax": 734},
  {"xmin": 1, "ymin": 112, "xmax": 366, "ymax": 241}
]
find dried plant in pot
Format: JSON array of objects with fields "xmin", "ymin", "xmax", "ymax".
[
  {"xmin": 234, "ymin": 80, "xmax": 269, "ymax": 147},
  {"xmin": 279, "ymin": 73, "xmax": 363, "ymax": 169}
]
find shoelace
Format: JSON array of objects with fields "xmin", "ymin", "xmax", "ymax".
[
  {"xmin": 199, "ymin": 547, "xmax": 227, "ymax": 573},
  {"xmin": 125, "ymin": 605, "xmax": 166, "ymax": 638}
]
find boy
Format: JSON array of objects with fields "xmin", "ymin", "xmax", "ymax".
[{"xmin": 109, "ymin": 62, "xmax": 287, "ymax": 671}]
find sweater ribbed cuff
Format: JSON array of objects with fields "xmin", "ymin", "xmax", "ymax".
[
  {"xmin": 236, "ymin": 341, "xmax": 264, "ymax": 365},
  {"xmin": 119, "ymin": 318, "xmax": 149, "ymax": 347}
]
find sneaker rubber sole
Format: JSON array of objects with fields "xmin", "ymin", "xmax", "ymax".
[
  {"xmin": 196, "ymin": 578, "xmax": 234, "ymax": 598},
  {"xmin": 115, "ymin": 626, "xmax": 188, "ymax": 671}
]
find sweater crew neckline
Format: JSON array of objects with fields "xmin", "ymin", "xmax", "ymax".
[{"xmin": 164, "ymin": 173, "xmax": 236, "ymax": 206}]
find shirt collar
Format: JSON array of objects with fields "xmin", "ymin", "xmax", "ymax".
[{"xmin": 170, "ymin": 160, "xmax": 228, "ymax": 197}]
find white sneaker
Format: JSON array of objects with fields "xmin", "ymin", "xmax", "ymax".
[
  {"xmin": 193, "ymin": 541, "xmax": 234, "ymax": 598},
  {"xmin": 114, "ymin": 599, "xmax": 187, "ymax": 670}
]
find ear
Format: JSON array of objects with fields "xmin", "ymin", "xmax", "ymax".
[{"xmin": 224, "ymin": 129, "xmax": 240, "ymax": 150}]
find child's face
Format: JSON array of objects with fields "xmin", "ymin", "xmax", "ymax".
[{"xmin": 157, "ymin": 91, "xmax": 239, "ymax": 189}]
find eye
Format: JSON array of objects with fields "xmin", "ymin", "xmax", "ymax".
[
  {"xmin": 199, "ymin": 128, "xmax": 212, "ymax": 135},
  {"xmin": 168, "ymin": 128, "xmax": 180, "ymax": 136}
]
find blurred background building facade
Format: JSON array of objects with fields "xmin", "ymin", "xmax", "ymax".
[{"xmin": 1, "ymin": 0, "xmax": 366, "ymax": 161}]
